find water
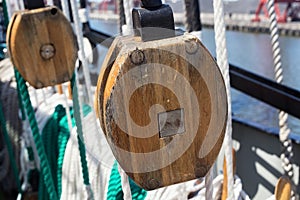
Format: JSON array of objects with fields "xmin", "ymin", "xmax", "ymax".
[{"xmin": 89, "ymin": 19, "xmax": 300, "ymax": 136}]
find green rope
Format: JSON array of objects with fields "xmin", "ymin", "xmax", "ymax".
[
  {"xmin": 2, "ymin": 0, "xmax": 9, "ymax": 29},
  {"xmin": 107, "ymin": 161, "xmax": 147, "ymax": 200},
  {"xmin": 70, "ymin": 73, "xmax": 92, "ymax": 191},
  {"xmin": 14, "ymin": 69, "xmax": 58, "ymax": 200},
  {"xmin": 0, "ymin": 98, "xmax": 21, "ymax": 193},
  {"xmin": 39, "ymin": 105, "xmax": 67, "ymax": 200}
]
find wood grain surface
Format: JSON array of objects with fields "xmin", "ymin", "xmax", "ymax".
[
  {"xmin": 275, "ymin": 176, "xmax": 292, "ymax": 200},
  {"xmin": 7, "ymin": 6, "xmax": 77, "ymax": 88},
  {"xmin": 95, "ymin": 34, "xmax": 228, "ymax": 190}
]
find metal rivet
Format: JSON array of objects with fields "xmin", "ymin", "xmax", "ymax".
[
  {"xmin": 147, "ymin": 178, "xmax": 160, "ymax": 190},
  {"xmin": 64, "ymin": 76, "xmax": 69, "ymax": 82},
  {"xmin": 130, "ymin": 49, "xmax": 145, "ymax": 65},
  {"xmin": 40, "ymin": 44, "xmax": 55, "ymax": 60},
  {"xmin": 36, "ymin": 81, "xmax": 43, "ymax": 88},
  {"xmin": 185, "ymin": 39, "xmax": 199, "ymax": 54},
  {"xmin": 50, "ymin": 8, "xmax": 57, "ymax": 15}
]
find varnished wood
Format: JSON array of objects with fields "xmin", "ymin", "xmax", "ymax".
[
  {"xmin": 7, "ymin": 6, "xmax": 77, "ymax": 88},
  {"xmin": 275, "ymin": 176, "xmax": 291, "ymax": 200},
  {"xmin": 221, "ymin": 149, "xmax": 236, "ymax": 200},
  {"xmin": 95, "ymin": 34, "xmax": 228, "ymax": 190}
]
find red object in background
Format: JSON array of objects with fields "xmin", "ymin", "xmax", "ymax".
[{"xmin": 252, "ymin": 0, "xmax": 300, "ymax": 23}]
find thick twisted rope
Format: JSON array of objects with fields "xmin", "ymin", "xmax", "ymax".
[
  {"xmin": 60, "ymin": 0, "xmax": 70, "ymax": 21},
  {"xmin": 69, "ymin": 0, "xmax": 94, "ymax": 106},
  {"xmin": 14, "ymin": 69, "xmax": 58, "ymax": 200},
  {"xmin": 205, "ymin": 169, "xmax": 213, "ymax": 199},
  {"xmin": 118, "ymin": 0, "xmax": 126, "ymax": 33},
  {"xmin": 71, "ymin": 74, "xmax": 94, "ymax": 199},
  {"xmin": 118, "ymin": 163, "xmax": 132, "ymax": 200},
  {"xmin": 266, "ymin": 0, "xmax": 295, "ymax": 197},
  {"xmin": 213, "ymin": 0, "xmax": 234, "ymax": 199},
  {"xmin": 122, "ymin": 0, "xmax": 133, "ymax": 34}
]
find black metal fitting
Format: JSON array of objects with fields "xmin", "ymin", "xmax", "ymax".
[
  {"xmin": 132, "ymin": 0, "xmax": 175, "ymax": 42},
  {"xmin": 25, "ymin": 0, "xmax": 45, "ymax": 9},
  {"xmin": 141, "ymin": 0, "xmax": 162, "ymax": 9}
]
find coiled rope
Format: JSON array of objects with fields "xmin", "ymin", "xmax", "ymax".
[
  {"xmin": 107, "ymin": 161, "xmax": 147, "ymax": 200},
  {"xmin": 213, "ymin": 0, "xmax": 234, "ymax": 199},
  {"xmin": 266, "ymin": 0, "xmax": 295, "ymax": 198}
]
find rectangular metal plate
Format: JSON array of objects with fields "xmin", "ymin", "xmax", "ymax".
[{"xmin": 158, "ymin": 108, "xmax": 185, "ymax": 138}]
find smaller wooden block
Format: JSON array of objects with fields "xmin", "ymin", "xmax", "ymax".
[{"xmin": 7, "ymin": 6, "xmax": 78, "ymax": 88}]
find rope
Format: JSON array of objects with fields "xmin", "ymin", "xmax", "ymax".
[
  {"xmin": 213, "ymin": 0, "xmax": 234, "ymax": 199},
  {"xmin": 0, "ymin": 98, "xmax": 22, "ymax": 193},
  {"xmin": 14, "ymin": 69, "xmax": 58, "ymax": 200},
  {"xmin": 118, "ymin": 0, "xmax": 126, "ymax": 33},
  {"xmin": 61, "ymin": 0, "xmax": 70, "ymax": 21},
  {"xmin": 266, "ymin": 0, "xmax": 295, "ymax": 197},
  {"xmin": 69, "ymin": 0, "xmax": 94, "ymax": 106},
  {"xmin": 122, "ymin": 0, "xmax": 133, "ymax": 35},
  {"xmin": 107, "ymin": 161, "xmax": 147, "ymax": 200},
  {"xmin": 205, "ymin": 168, "xmax": 213, "ymax": 199},
  {"xmin": 184, "ymin": 0, "xmax": 202, "ymax": 33},
  {"xmin": 2, "ymin": 0, "xmax": 9, "ymax": 28},
  {"xmin": 118, "ymin": 163, "xmax": 132, "ymax": 200},
  {"xmin": 71, "ymin": 73, "xmax": 94, "ymax": 199}
]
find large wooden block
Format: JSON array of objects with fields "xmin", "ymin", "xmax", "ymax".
[{"xmin": 95, "ymin": 34, "xmax": 228, "ymax": 190}]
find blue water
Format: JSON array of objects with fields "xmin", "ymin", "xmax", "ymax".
[{"xmin": 89, "ymin": 19, "xmax": 300, "ymax": 136}]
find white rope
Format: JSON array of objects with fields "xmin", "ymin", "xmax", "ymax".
[
  {"xmin": 69, "ymin": 0, "xmax": 94, "ymax": 106},
  {"xmin": 69, "ymin": 0, "xmax": 99, "ymax": 127},
  {"xmin": 118, "ymin": 163, "xmax": 132, "ymax": 200},
  {"xmin": 213, "ymin": 0, "xmax": 234, "ymax": 199},
  {"xmin": 266, "ymin": 0, "xmax": 295, "ymax": 198},
  {"xmin": 122, "ymin": 0, "xmax": 133, "ymax": 35},
  {"xmin": 18, "ymin": 0, "xmax": 24, "ymax": 10},
  {"xmin": 205, "ymin": 169, "xmax": 213, "ymax": 199},
  {"xmin": 5, "ymin": 0, "xmax": 13, "ymax": 18},
  {"xmin": 42, "ymin": 88, "xmax": 48, "ymax": 106},
  {"xmin": 61, "ymin": 0, "xmax": 70, "ymax": 21},
  {"xmin": 62, "ymin": 85, "xmax": 73, "ymax": 132},
  {"xmin": 46, "ymin": 0, "xmax": 54, "ymax": 6}
]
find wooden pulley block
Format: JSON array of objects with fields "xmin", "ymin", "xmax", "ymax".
[
  {"xmin": 7, "ymin": 6, "xmax": 78, "ymax": 88},
  {"xmin": 95, "ymin": 33, "xmax": 228, "ymax": 190}
]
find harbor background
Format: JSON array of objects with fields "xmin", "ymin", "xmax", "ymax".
[{"xmin": 88, "ymin": 0, "xmax": 300, "ymax": 136}]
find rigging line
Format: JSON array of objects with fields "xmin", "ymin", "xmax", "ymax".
[
  {"xmin": 266, "ymin": 0, "xmax": 295, "ymax": 198},
  {"xmin": 70, "ymin": 73, "xmax": 94, "ymax": 200},
  {"xmin": 69, "ymin": 0, "xmax": 93, "ymax": 106},
  {"xmin": 0, "ymin": 98, "xmax": 22, "ymax": 193},
  {"xmin": 118, "ymin": 0, "xmax": 126, "ymax": 33},
  {"xmin": 14, "ymin": 69, "xmax": 58, "ymax": 200},
  {"xmin": 205, "ymin": 168, "xmax": 213, "ymax": 199},
  {"xmin": 60, "ymin": 0, "xmax": 70, "ymax": 21},
  {"xmin": 118, "ymin": 163, "xmax": 132, "ymax": 200},
  {"xmin": 213, "ymin": 0, "xmax": 234, "ymax": 199},
  {"xmin": 122, "ymin": 0, "xmax": 133, "ymax": 35},
  {"xmin": 69, "ymin": 0, "xmax": 99, "ymax": 140}
]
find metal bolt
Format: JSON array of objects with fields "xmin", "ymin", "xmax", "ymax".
[
  {"xmin": 40, "ymin": 44, "xmax": 55, "ymax": 60},
  {"xmin": 36, "ymin": 81, "xmax": 43, "ymax": 88},
  {"xmin": 64, "ymin": 76, "xmax": 70, "ymax": 82},
  {"xmin": 195, "ymin": 161, "xmax": 208, "ymax": 177},
  {"xmin": 130, "ymin": 49, "xmax": 145, "ymax": 65},
  {"xmin": 147, "ymin": 178, "xmax": 160, "ymax": 190},
  {"xmin": 185, "ymin": 39, "xmax": 199, "ymax": 54}
]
